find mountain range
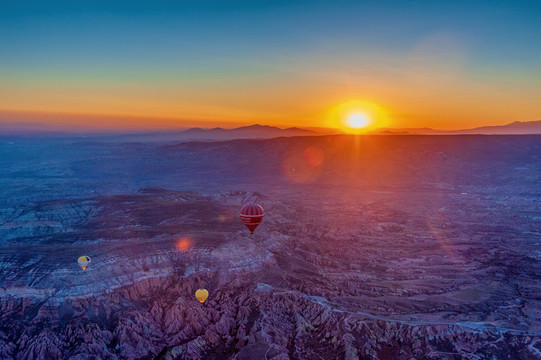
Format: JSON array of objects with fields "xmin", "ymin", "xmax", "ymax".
[
  {"xmin": 1, "ymin": 120, "xmax": 540, "ymax": 142},
  {"xmin": 0, "ymin": 122, "xmax": 336, "ymax": 142},
  {"xmin": 369, "ymin": 120, "xmax": 541, "ymax": 135}
]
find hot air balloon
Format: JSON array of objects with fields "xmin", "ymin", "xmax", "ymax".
[
  {"xmin": 195, "ymin": 289, "xmax": 209, "ymax": 303},
  {"xmin": 240, "ymin": 204, "xmax": 264, "ymax": 234},
  {"xmin": 78, "ymin": 256, "xmax": 91, "ymax": 271}
]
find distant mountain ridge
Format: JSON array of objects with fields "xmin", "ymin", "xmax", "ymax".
[
  {"xmin": 0, "ymin": 123, "xmax": 333, "ymax": 142},
  {"xmin": 370, "ymin": 120, "xmax": 541, "ymax": 135},
  {"xmin": 1, "ymin": 120, "xmax": 541, "ymax": 141},
  {"xmin": 452, "ymin": 120, "xmax": 541, "ymax": 134},
  {"xmin": 177, "ymin": 124, "xmax": 323, "ymax": 140}
]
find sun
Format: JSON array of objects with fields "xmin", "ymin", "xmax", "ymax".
[
  {"xmin": 326, "ymin": 100, "xmax": 389, "ymax": 133},
  {"xmin": 348, "ymin": 113, "xmax": 370, "ymax": 128}
]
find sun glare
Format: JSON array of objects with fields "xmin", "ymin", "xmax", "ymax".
[
  {"xmin": 348, "ymin": 113, "xmax": 369, "ymax": 128},
  {"xmin": 326, "ymin": 100, "xmax": 389, "ymax": 133}
]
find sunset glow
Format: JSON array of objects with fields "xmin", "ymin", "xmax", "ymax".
[
  {"xmin": 325, "ymin": 100, "xmax": 389, "ymax": 133},
  {"xmin": 1, "ymin": 1, "xmax": 539, "ymax": 131}
]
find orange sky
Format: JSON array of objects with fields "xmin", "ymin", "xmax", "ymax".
[
  {"xmin": 2, "ymin": 43, "xmax": 539, "ymax": 132},
  {"xmin": 2, "ymin": 72, "xmax": 539, "ymax": 132}
]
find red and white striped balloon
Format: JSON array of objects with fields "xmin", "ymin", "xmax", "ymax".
[{"xmin": 240, "ymin": 204, "xmax": 264, "ymax": 234}]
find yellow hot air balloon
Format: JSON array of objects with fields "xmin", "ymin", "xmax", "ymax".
[
  {"xmin": 78, "ymin": 256, "xmax": 91, "ymax": 271},
  {"xmin": 195, "ymin": 289, "xmax": 209, "ymax": 303}
]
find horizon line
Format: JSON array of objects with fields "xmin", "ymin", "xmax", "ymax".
[{"xmin": 0, "ymin": 108, "xmax": 540, "ymax": 135}]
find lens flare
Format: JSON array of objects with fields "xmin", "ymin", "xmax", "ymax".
[
  {"xmin": 176, "ymin": 237, "xmax": 192, "ymax": 252},
  {"xmin": 304, "ymin": 145, "xmax": 325, "ymax": 167},
  {"xmin": 282, "ymin": 151, "xmax": 321, "ymax": 183}
]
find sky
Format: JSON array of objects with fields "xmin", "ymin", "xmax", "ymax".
[{"xmin": 1, "ymin": 0, "xmax": 540, "ymax": 131}]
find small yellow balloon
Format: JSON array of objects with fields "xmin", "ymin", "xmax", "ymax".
[
  {"xmin": 195, "ymin": 289, "xmax": 209, "ymax": 303},
  {"xmin": 78, "ymin": 256, "xmax": 91, "ymax": 271}
]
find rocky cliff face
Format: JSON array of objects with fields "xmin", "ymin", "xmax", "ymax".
[
  {"xmin": 1, "ymin": 274, "xmax": 538, "ymax": 360},
  {"xmin": 1, "ymin": 188, "xmax": 539, "ymax": 359}
]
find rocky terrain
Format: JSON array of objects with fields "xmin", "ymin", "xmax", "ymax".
[{"xmin": 0, "ymin": 135, "xmax": 540, "ymax": 359}]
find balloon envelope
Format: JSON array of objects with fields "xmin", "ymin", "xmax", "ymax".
[
  {"xmin": 240, "ymin": 204, "xmax": 264, "ymax": 234},
  {"xmin": 78, "ymin": 256, "xmax": 91, "ymax": 271},
  {"xmin": 195, "ymin": 289, "xmax": 209, "ymax": 303}
]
